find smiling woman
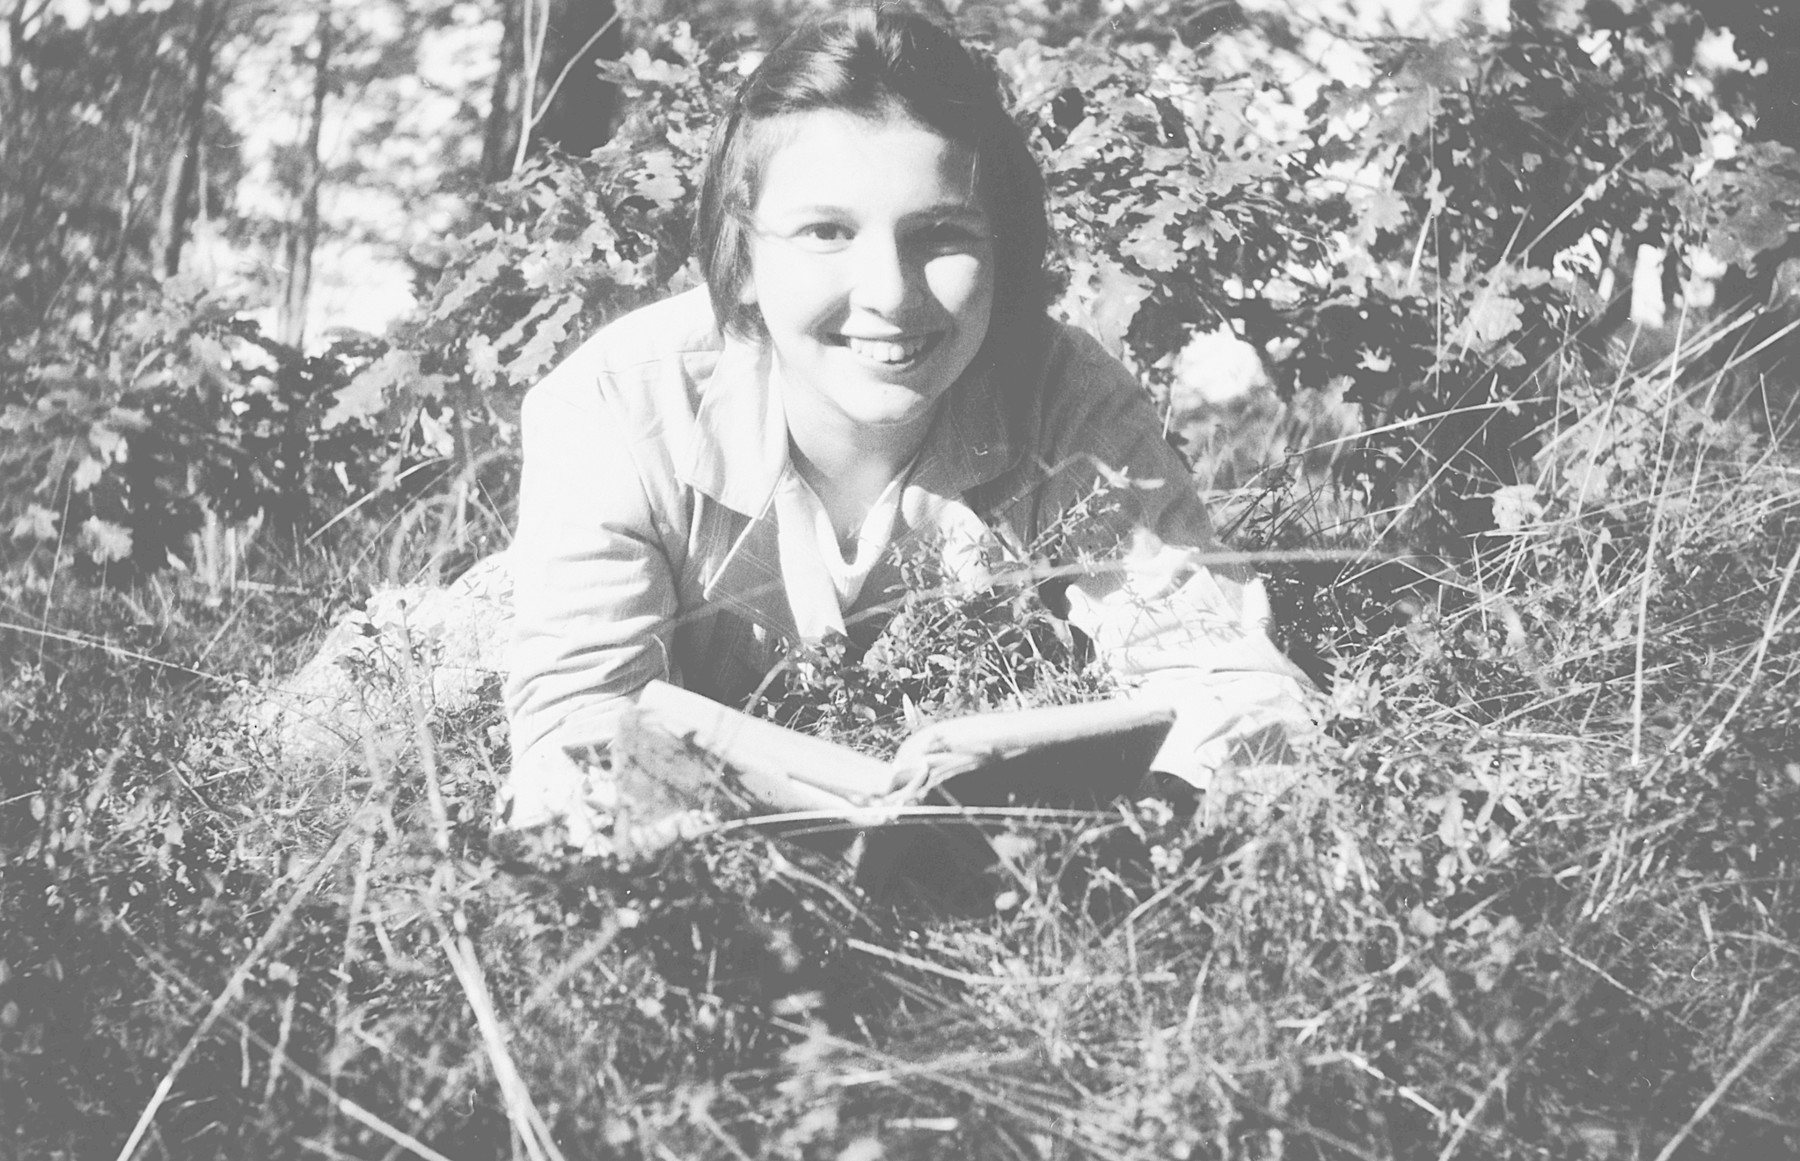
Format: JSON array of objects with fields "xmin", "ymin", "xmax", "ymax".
[{"xmin": 500, "ymin": 6, "xmax": 1322, "ymax": 855}]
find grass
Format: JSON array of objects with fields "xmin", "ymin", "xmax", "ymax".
[{"xmin": 4, "ymin": 344, "xmax": 1800, "ymax": 1160}]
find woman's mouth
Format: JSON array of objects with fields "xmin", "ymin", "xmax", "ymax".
[{"xmin": 835, "ymin": 333, "xmax": 938, "ymax": 367}]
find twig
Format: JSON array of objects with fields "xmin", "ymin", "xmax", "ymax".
[
  {"xmin": 0, "ymin": 618, "xmax": 231, "ymax": 684},
  {"xmin": 1202, "ymin": 1056, "xmax": 1387, "ymax": 1161},
  {"xmin": 1630, "ymin": 306, "xmax": 1685, "ymax": 766},
  {"xmin": 1434, "ymin": 994, "xmax": 1580, "ymax": 1161},
  {"xmin": 112, "ymin": 924, "xmax": 457, "ymax": 1161},
  {"xmin": 394, "ymin": 621, "xmax": 450, "ymax": 854},
  {"xmin": 437, "ymin": 929, "xmax": 569, "ymax": 1161},
  {"xmin": 845, "ymin": 936, "xmax": 1176, "ymax": 989},
  {"xmin": 1650, "ymin": 999, "xmax": 1800, "ymax": 1161},
  {"xmin": 112, "ymin": 803, "xmax": 375, "ymax": 1161},
  {"xmin": 1695, "ymin": 533, "xmax": 1800, "ymax": 760},
  {"xmin": 712, "ymin": 802, "xmax": 1107, "ymax": 838},
  {"xmin": 764, "ymin": 1015, "xmax": 1138, "ymax": 1161},
  {"xmin": 520, "ymin": 918, "xmax": 622, "ymax": 1012},
  {"xmin": 524, "ymin": 8, "xmax": 622, "ymax": 139}
]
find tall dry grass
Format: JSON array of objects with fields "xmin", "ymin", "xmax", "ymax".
[{"xmin": 4, "ymin": 306, "xmax": 1800, "ymax": 1159}]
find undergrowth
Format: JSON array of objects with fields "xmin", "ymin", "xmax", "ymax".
[{"xmin": 6, "ymin": 354, "xmax": 1800, "ymax": 1160}]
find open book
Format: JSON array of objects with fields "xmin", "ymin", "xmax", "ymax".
[{"xmin": 586, "ymin": 679, "xmax": 1178, "ymax": 830}]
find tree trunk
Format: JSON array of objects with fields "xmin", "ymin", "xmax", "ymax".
[
  {"xmin": 277, "ymin": 5, "xmax": 332, "ymax": 348},
  {"xmin": 480, "ymin": 0, "xmax": 524, "ymax": 180},
  {"xmin": 156, "ymin": 0, "xmax": 224, "ymax": 278},
  {"xmin": 0, "ymin": 0, "xmax": 22, "ymax": 118}
]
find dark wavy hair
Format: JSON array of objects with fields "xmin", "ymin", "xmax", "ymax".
[{"xmin": 695, "ymin": 7, "xmax": 1049, "ymax": 358}]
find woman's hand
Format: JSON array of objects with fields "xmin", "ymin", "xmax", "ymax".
[{"xmin": 500, "ymin": 744, "xmax": 717, "ymax": 864}]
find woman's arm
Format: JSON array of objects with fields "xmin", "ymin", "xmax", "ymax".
[
  {"xmin": 502, "ymin": 355, "xmax": 683, "ymax": 840},
  {"xmin": 503, "ymin": 335, "xmax": 885, "ymax": 846},
  {"xmin": 1026, "ymin": 327, "xmax": 1325, "ymax": 788}
]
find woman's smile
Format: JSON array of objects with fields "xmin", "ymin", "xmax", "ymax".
[{"xmin": 829, "ymin": 330, "xmax": 941, "ymax": 368}]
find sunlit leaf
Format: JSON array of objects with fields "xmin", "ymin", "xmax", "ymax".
[
  {"xmin": 436, "ymin": 249, "xmax": 508, "ymax": 318},
  {"xmin": 81, "ymin": 517, "xmax": 133, "ymax": 564},
  {"xmin": 633, "ymin": 150, "xmax": 686, "ymax": 211},
  {"xmin": 9, "ymin": 504, "xmax": 58, "ymax": 542},
  {"xmin": 1061, "ymin": 259, "xmax": 1152, "ymax": 357},
  {"xmin": 505, "ymin": 297, "xmax": 584, "ymax": 385},
  {"xmin": 88, "ymin": 422, "xmax": 127, "ymax": 461},
  {"xmin": 324, "ymin": 351, "xmax": 423, "ymax": 429},
  {"xmin": 71, "ymin": 457, "xmax": 105, "ymax": 492},
  {"xmin": 467, "ymin": 333, "xmax": 501, "ymax": 390},
  {"xmin": 1363, "ymin": 188, "xmax": 1409, "ymax": 235},
  {"xmin": 1455, "ymin": 285, "xmax": 1526, "ymax": 350}
]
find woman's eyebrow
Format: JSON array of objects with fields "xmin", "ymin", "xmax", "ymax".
[
  {"xmin": 759, "ymin": 201, "xmax": 989, "ymax": 226},
  {"xmin": 762, "ymin": 203, "xmax": 852, "ymax": 219},
  {"xmin": 907, "ymin": 200, "xmax": 988, "ymax": 220}
]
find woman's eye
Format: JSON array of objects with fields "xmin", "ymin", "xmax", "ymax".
[
  {"xmin": 794, "ymin": 222, "xmax": 854, "ymax": 248},
  {"xmin": 916, "ymin": 221, "xmax": 989, "ymax": 253}
]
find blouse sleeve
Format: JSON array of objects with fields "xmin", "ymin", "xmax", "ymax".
[
  {"xmin": 1026, "ymin": 327, "xmax": 1325, "ymax": 790},
  {"xmin": 501, "ymin": 351, "xmax": 682, "ymax": 839}
]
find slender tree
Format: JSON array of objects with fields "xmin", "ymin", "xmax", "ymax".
[
  {"xmin": 277, "ymin": 4, "xmax": 332, "ymax": 347},
  {"xmin": 480, "ymin": 0, "xmax": 525, "ymax": 181},
  {"xmin": 155, "ymin": 0, "xmax": 225, "ymax": 277}
]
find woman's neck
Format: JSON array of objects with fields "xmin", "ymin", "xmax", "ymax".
[{"xmin": 783, "ymin": 398, "xmax": 935, "ymax": 536}]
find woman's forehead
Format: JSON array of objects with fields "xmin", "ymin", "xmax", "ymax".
[{"xmin": 748, "ymin": 109, "xmax": 985, "ymax": 212}]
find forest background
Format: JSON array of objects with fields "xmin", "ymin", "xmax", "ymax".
[{"xmin": 6, "ymin": 0, "xmax": 1800, "ymax": 1157}]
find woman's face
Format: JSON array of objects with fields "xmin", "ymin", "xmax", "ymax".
[{"xmin": 744, "ymin": 110, "xmax": 995, "ymax": 443}]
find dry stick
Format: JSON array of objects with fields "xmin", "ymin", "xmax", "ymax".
[
  {"xmin": 523, "ymin": 8, "xmax": 622, "ymax": 139},
  {"xmin": 114, "ymin": 925, "xmax": 458, "ymax": 1161},
  {"xmin": 0, "ymin": 619, "xmax": 232, "ymax": 684},
  {"xmin": 111, "ymin": 803, "xmax": 374, "ymax": 1161},
  {"xmin": 1317, "ymin": 1049, "xmax": 1448, "ymax": 1122},
  {"xmin": 519, "ymin": 919, "xmax": 623, "ymax": 1013},
  {"xmin": 1201, "ymin": 1056, "xmax": 1386, "ymax": 1161},
  {"xmin": 307, "ymin": 459, "xmax": 447, "ymax": 545},
  {"xmin": 1618, "ymin": 580, "xmax": 1800, "ymax": 776},
  {"xmin": 844, "ymin": 937, "xmax": 1175, "ymax": 989},
  {"xmin": 1434, "ymin": 993, "xmax": 1583, "ymax": 1161},
  {"xmin": 437, "ymin": 929, "xmax": 569, "ymax": 1161},
  {"xmin": 378, "ymin": 920, "xmax": 621, "ymax": 1161},
  {"xmin": 330, "ymin": 823, "xmax": 379, "ymax": 1135},
  {"xmin": 1694, "ymin": 533, "xmax": 1800, "ymax": 761},
  {"xmin": 764, "ymin": 1017, "xmax": 1137, "ymax": 1161},
  {"xmin": 394, "ymin": 621, "xmax": 451, "ymax": 853},
  {"xmin": 689, "ymin": 1104, "xmax": 757, "ymax": 1161},
  {"xmin": 1630, "ymin": 306, "xmax": 1687, "ymax": 766},
  {"xmin": 1650, "ymin": 999, "xmax": 1800, "ymax": 1161}
]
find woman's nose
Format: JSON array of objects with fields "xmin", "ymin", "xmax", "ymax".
[{"xmin": 847, "ymin": 234, "xmax": 915, "ymax": 315}]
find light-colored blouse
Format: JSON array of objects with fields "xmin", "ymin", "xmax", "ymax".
[{"xmin": 502, "ymin": 287, "xmax": 1318, "ymax": 834}]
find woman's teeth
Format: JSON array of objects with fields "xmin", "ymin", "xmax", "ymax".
[{"xmin": 844, "ymin": 335, "xmax": 930, "ymax": 364}]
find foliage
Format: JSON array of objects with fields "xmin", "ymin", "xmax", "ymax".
[
  {"xmin": 6, "ymin": 3, "xmax": 1800, "ymax": 1159},
  {"xmin": 0, "ymin": 282, "xmax": 407, "ymax": 574},
  {"xmin": 367, "ymin": 6, "xmax": 1800, "ymax": 555},
  {"xmin": 14, "ymin": 4, "xmax": 1800, "ymax": 571},
  {"xmin": 397, "ymin": 24, "xmax": 736, "ymax": 400},
  {"xmin": 748, "ymin": 532, "xmax": 1118, "ymax": 758},
  {"xmin": 0, "ymin": 0, "xmax": 204, "ymax": 340}
]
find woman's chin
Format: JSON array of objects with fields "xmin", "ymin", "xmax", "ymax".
[{"xmin": 843, "ymin": 397, "xmax": 940, "ymax": 432}]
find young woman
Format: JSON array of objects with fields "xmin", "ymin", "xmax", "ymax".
[{"xmin": 501, "ymin": 7, "xmax": 1320, "ymax": 854}]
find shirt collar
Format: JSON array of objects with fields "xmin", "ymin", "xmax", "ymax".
[{"xmin": 680, "ymin": 333, "xmax": 1021, "ymax": 516}]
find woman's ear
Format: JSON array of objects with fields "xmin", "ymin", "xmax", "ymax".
[{"xmin": 736, "ymin": 275, "xmax": 758, "ymax": 307}]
